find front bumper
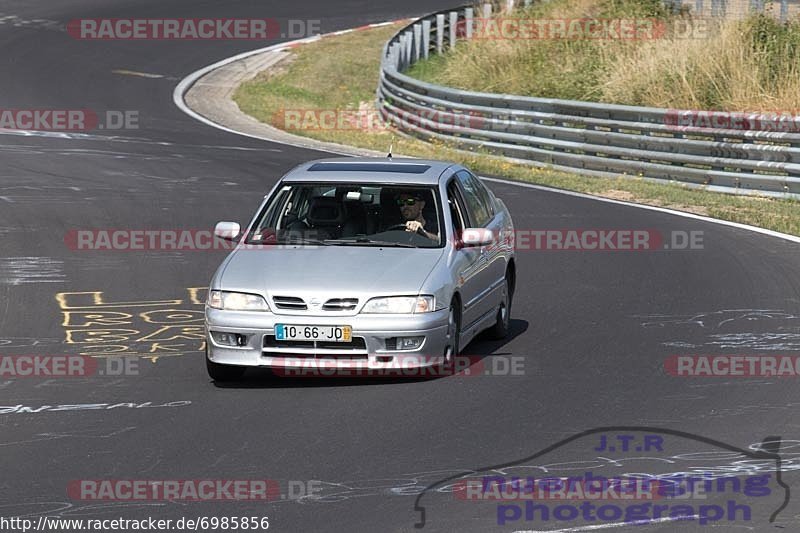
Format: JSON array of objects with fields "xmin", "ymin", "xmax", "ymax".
[{"xmin": 205, "ymin": 307, "xmax": 450, "ymax": 371}]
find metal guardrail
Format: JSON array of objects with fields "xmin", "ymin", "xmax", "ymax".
[{"xmin": 377, "ymin": 3, "xmax": 800, "ymax": 195}]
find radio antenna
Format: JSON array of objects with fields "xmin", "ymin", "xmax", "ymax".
[{"xmin": 387, "ymin": 136, "xmax": 394, "ymax": 159}]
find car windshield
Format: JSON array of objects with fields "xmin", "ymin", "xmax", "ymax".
[{"xmin": 245, "ymin": 182, "xmax": 444, "ymax": 248}]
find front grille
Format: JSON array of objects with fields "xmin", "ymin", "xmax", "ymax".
[
  {"xmin": 263, "ymin": 336, "xmax": 315, "ymax": 349},
  {"xmin": 322, "ymin": 298, "xmax": 359, "ymax": 311},
  {"xmin": 273, "ymin": 296, "xmax": 307, "ymax": 310},
  {"xmin": 317, "ymin": 338, "xmax": 366, "ymax": 350},
  {"xmin": 316, "ymin": 353, "xmax": 368, "ymax": 360}
]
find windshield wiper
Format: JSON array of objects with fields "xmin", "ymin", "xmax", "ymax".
[{"xmin": 324, "ymin": 238, "xmax": 417, "ymax": 248}]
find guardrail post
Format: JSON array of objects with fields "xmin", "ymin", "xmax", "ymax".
[
  {"xmin": 465, "ymin": 8, "xmax": 474, "ymax": 39},
  {"xmin": 711, "ymin": 0, "xmax": 727, "ymax": 16},
  {"xmin": 413, "ymin": 23, "xmax": 422, "ymax": 63},
  {"xmin": 436, "ymin": 14, "xmax": 445, "ymax": 54},
  {"xmin": 422, "ymin": 20, "xmax": 431, "ymax": 59},
  {"xmin": 505, "ymin": 0, "xmax": 515, "ymax": 13},
  {"xmin": 483, "ymin": 3, "xmax": 492, "ymax": 19},
  {"xmin": 404, "ymin": 30, "xmax": 413, "ymax": 68},
  {"xmin": 449, "ymin": 12, "xmax": 458, "ymax": 48},
  {"xmin": 393, "ymin": 43, "xmax": 401, "ymax": 69},
  {"xmin": 695, "ymin": 0, "xmax": 704, "ymax": 15},
  {"xmin": 524, "ymin": 0, "xmax": 532, "ymax": 6},
  {"xmin": 396, "ymin": 34, "xmax": 403, "ymax": 69},
  {"xmin": 396, "ymin": 35, "xmax": 404, "ymax": 69},
  {"xmin": 780, "ymin": 0, "xmax": 788, "ymax": 21},
  {"xmin": 749, "ymin": 0, "xmax": 764, "ymax": 12}
]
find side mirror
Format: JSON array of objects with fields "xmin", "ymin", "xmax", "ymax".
[
  {"xmin": 461, "ymin": 228, "xmax": 495, "ymax": 247},
  {"xmin": 214, "ymin": 221, "xmax": 241, "ymax": 241}
]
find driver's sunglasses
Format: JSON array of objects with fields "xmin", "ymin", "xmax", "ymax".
[{"xmin": 396, "ymin": 197, "xmax": 420, "ymax": 206}]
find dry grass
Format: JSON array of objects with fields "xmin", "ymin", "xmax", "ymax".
[
  {"xmin": 601, "ymin": 15, "xmax": 800, "ymax": 109},
  {"xmin": 409, "ymin": 0, "xmax": 800, "ymax": 111}
]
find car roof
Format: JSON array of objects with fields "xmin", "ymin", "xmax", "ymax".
[{"xmin": 282, "ymin": 157, "xmax": 458, "ymax": 185}]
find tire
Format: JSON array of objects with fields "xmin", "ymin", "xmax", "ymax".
[
  {"xmin": 441, "ymin": 300, "xmax": 461, "ymax": 374},
  {"xmin": 487, "ymin": 276, "xmax": 511, "ymax": 340},
  {"xmin": 206, "ymin": 348, "xmax": 246, "ymax": 381}
]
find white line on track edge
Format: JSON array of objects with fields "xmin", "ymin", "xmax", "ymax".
[{"xmin": 513, "ymin": 514, "xmax": 701, "ymax": 532}]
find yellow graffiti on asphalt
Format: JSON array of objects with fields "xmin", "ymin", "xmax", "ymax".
[{"xmin": 56, "ymin": 288, "xmax": 207, "ymax": 362}]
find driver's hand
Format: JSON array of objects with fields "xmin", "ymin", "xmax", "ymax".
[{"xmin": 405, "ymin": 221, "xmax": 423, "ymax": 233}]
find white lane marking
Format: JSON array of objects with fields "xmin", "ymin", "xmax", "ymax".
[
  {"xmin": 173, "ymin": 21, "xmax": 407, "ymax": 155},
  {"xmin": 514, "ymin": 515, "xmax": 700, "ymax": 532},
  {"xmin": 480, "ymin": 176, "xmax": 800, "ymax": 244},
  {"xmin": 0, "ymin": 128, "xmax": 101, "ymax": 140},
  {"xmin": 112, "ymin": 69, "xmax": 165, "ymax": 79},
  {"xmin": 0, "ymin": 14, "xmax": 61, "ymax": 30},
  {"xmin": 173, "ymin": 21, "xmax": 800, "ymax": 246},
  {"xmin": 0, "ymin": 257, "xmax": 65, "ymax": 285},
  {"xmin": 174, "ymin": 39, "xmax": 344, "ymax": 152}
]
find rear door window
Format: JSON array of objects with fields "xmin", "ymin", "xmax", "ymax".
[{"xmin": 456, "ymin": 171, "xmax": 492, "ymax": 227}]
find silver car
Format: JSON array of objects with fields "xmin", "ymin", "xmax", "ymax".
[{"xmin": 205, "ymin": 157, "xmax": 516, "ymax": 380}]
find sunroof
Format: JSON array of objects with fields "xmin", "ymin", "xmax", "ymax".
[{"xmin": 308, "ymin": 163, "xmax": 431, "ymax": 174}]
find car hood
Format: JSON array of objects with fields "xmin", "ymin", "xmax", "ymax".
[{"xmin": 217, "ymin": 245, "xmax": 445, "ymax": 297}]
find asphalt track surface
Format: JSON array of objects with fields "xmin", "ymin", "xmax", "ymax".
[{"xmin": 0, "ymin": 1, "xmax": 799, "ymax": 532}]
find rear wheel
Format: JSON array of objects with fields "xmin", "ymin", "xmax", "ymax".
[
  {"xmin": 488, "ymin": 275, "xmax": 512, "ymax": 340},
  {"xmin": 206, "ymin": 347, "xmax": 246, "ymax": 381}
]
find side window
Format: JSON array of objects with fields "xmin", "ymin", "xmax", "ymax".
[
  {"xmin": 471, "ymin": 173, "xmax": 496, "ymax": 217},
  {"xmin": 446, "ymin": 180, "xmax": 466, "ymax": 237},
  {"xmin": 456, "ymin": 171, "xmax": 491, "ymax": 227}
]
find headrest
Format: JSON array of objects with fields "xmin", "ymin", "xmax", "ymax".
[{"xmin": 307, "ymin": 196, "xmax": 344, "ymax": 225}]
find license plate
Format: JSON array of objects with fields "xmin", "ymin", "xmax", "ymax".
[{"xmin": 275, "ymin": 324, "xmax": 352, "ymax": 342}]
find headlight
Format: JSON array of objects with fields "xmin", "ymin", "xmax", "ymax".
[
  {"xmin": 207, "ymin": 290, "xmax": 270, "ymax": 311},
  {"xmin": 361, "ymin": 296, "xmax": 435, "ymax": 314}
]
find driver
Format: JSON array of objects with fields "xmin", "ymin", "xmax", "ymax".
[{"xmin": 396, "ymin": 192, "xmax": 438, "ymax": 241}]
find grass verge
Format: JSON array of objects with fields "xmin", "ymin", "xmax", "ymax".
[
  {"xmin": 234, "ymin": 22, "xmax": 800, "ymax": 236},
  {"xmin": 407, "ymin": 0, "xmax": 800, "ymax": 111}
]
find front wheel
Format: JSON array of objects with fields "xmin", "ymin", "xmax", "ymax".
[
  {"xmin": 206, "ymin": 348, "xmax": 245, "ymax": 381},
  {"xmin": 441, "ymin": 300, "xmax": 461, "ymax": 375}
]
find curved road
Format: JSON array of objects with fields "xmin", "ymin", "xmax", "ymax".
[{"xmin": 0, "ymin": 1, "xmax": 798, "ymax": 531}]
